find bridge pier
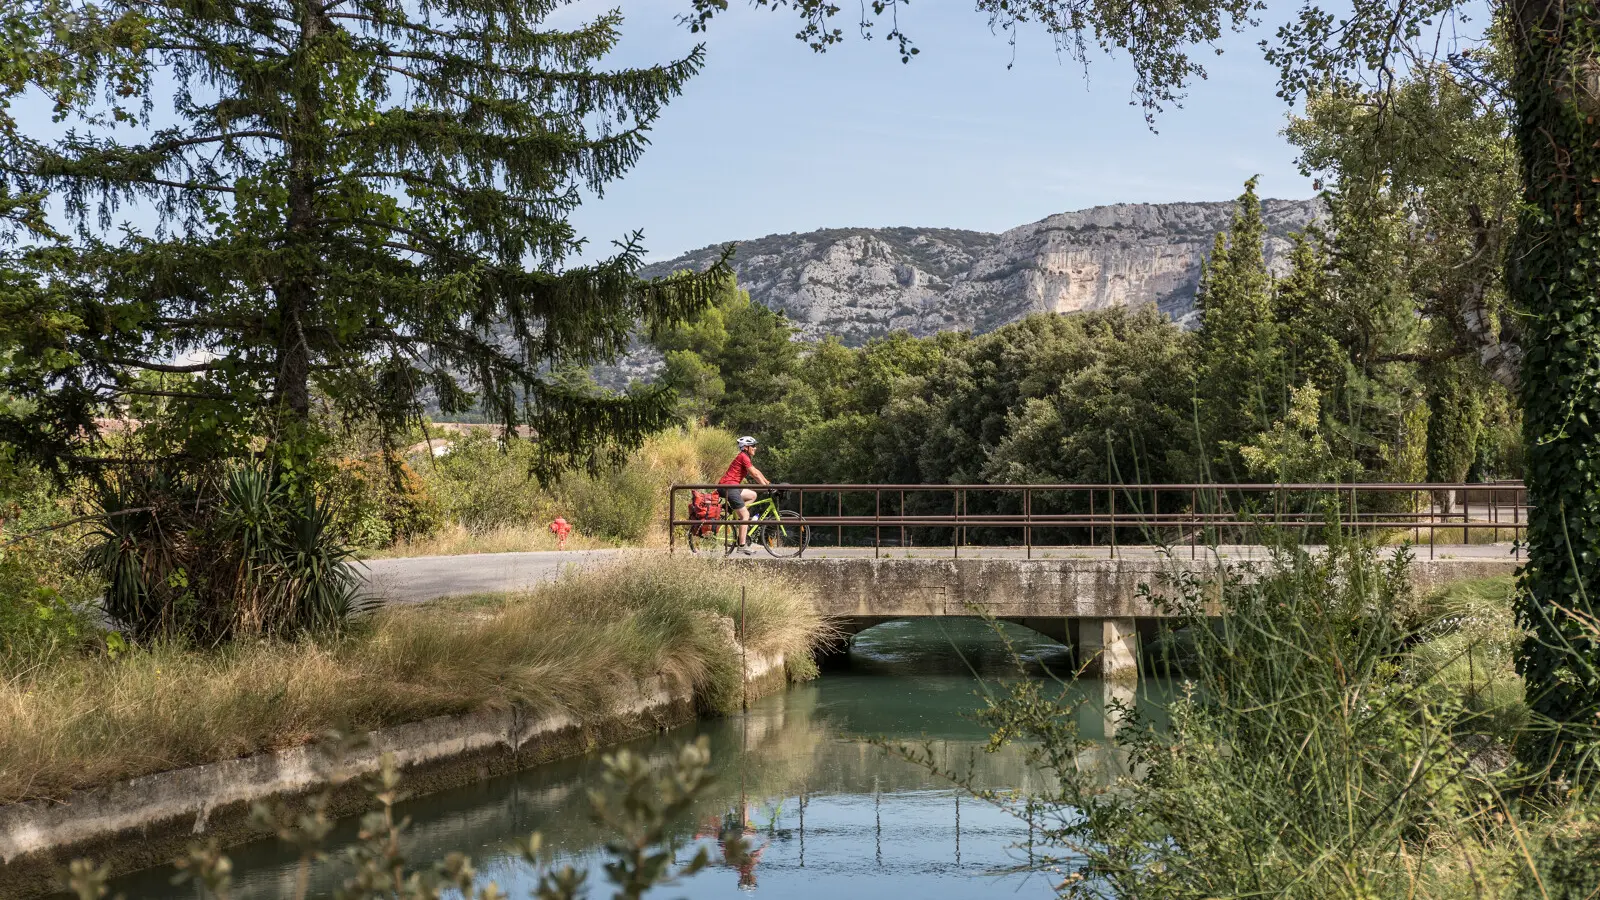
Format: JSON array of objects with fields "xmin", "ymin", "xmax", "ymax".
[{"xmin": 1077, "ymin": 617, "xmax": 1138, "ymax": 681}]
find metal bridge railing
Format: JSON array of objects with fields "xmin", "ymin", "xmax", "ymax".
[{"xmin": 665, "ymin": 482, "xmax": 1529, "ymax": 559}]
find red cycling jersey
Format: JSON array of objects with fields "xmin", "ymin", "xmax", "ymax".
[{"xmin": 718, "ymin": 450, "xmax": 754, "ymax": 485}]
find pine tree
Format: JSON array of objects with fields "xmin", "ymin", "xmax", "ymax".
[
  {"xmin": 1, "ymin": 0, "xmax": 727, "ymax": 476},
  {"xmin": 1195, "ymin": 177, "xmax": 1282, "ymax": 479}
]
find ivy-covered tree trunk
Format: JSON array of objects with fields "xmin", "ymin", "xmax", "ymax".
[{"xmin": 1510, "ymin": 0, "xmax": 1600, "ymax": 770}]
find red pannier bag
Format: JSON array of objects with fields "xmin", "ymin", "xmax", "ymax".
[{"xmin": 690, "ymin": 491, "xmax": 723, "ymax": 536}]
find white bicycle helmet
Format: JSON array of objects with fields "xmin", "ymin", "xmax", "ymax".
[{"xmin": 737, "ymin": 435, "xmax": 759, "ymax": 448}]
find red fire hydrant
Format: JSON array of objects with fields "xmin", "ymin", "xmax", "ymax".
[{"xmin": 548, "ymin": 516, "xmax": 572, "ymax": 550}]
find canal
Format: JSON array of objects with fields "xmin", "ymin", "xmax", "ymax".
[{"xmin": 111, "ymin": 619, "xmax": 1178, "ymax": 899}]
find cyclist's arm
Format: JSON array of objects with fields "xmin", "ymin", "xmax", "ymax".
[{"xmin": 747, "ymin": 465, "xmax": 770, "ymax": 486}]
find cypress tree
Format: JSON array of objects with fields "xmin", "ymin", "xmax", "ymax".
[
  {"xmin": 1423, "ymin": 356, "xmax": 1484, "ymax": 514},
  {"xmin": 1272, "ymin": 231, "xmax": 1343, "ymax": 401},
  {"xmin": 1195, "ymin": 177, "xmax": 1282, "ymax": 478},
  {"xmin": 1, "ymin": 0, "xmax": 727, "ymax": 476}
]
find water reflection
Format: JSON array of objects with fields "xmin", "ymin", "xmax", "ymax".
[{"xmin": 112, "ymin": 618, "xmax": 1176, "ymax": 900}]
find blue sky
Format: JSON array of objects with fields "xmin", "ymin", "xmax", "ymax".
[
  {"xmin": 9, "ymin": 0, "xmax": 1326, "ymax": 264},
  {"xmin": 561, "ymin": 0, "xmax": 1319, "ymax": 263}
]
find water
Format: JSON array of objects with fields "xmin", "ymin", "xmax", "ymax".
[{"xmin": 110, "ymin": 619, "xmax": 1177, "ymax": 899}]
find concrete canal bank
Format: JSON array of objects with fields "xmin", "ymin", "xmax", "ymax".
[{"xmin": 0, "ymin": 646, "xmax": 791, "ymax": 899}]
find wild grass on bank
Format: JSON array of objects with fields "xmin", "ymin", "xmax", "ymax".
[
  {"xmin": 0, "ymin": 557, "xmax": 824, "ymax": 804},
  {"xmin": 943, "ymin": 540, "xmax": 1597, "ymax": 899}
]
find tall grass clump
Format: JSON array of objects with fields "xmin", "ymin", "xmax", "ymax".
[
  {"xmin": 0, "ymin": 556, "xmax": 823, "ymax": 803},
  {"xmin": 953, "ymin": 535, "xmax": 1592, "ymax": 899}
]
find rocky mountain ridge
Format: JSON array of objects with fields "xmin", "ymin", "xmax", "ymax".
[{"xmin": 640, "ymin": 198, "xmax": 1322, "ymax": 345}]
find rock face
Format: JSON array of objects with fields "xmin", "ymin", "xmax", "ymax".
[{"xmin": 642, "ymin": 198, "xmax": 1322, "ymax": 344}]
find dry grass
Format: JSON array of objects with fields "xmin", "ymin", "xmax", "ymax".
[
  {"xmin": 363, "ymin": 523, "xmax": 614, "ymax": 559},
  {"xmin": 0, "ymin": 557, "xmax": 825, "ymax": 803}
]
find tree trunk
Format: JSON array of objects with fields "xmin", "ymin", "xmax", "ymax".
[
  {"xmin": 273, "ymin": 0, "xmax": 324, "ymax": 422},
  {"xmin": 1509, "ymin": 0, "xmax": 1600, "ymax": 771}
]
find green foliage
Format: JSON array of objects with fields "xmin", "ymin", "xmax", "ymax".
[
  {"xmin": 326, "ymin": 454, "xmax": 439, "ymax": 550},
  {"xmin": 1507, "ymin": 0, "xmax": 1600, "ymax": 772},
  {"xmin": 0, "ymin": 0, "xmax": 729, "ymax": 479},
  {"xmin": 85, "ymin": 464, "xmax": 367, "ymax": 644},
  {"xmin": 655, "ymin": 275, "xmax": 808, "ymax": 445},
  {"xmin": 418, "ymin": 431, "xmax": 553, "ymax": 535},
  {"xmin": 1239, "ymin": 383, "xmax": 1362, "ymax": 483},
  {"xmin": 1425, "ymin": 357, "xmax": 1486, "ymax": 490},
  {"xmin": 0, "ymin": 451, "xmax": 102, "ymax": 669},
  {"xmin": 557, "ymin": 463, "xmax": 660, "ymax": 544},
  {"xmin": 928, "ymin": 540, "xmax": 1579, "ymax": 898},
  {"xmin": 1195, "ymin": 177, "xmax": 1284, "ymax": 476}
]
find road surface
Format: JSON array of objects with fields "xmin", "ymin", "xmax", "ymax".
[{"xmin": 360, "ymin": 549, "xmax": 634, "ymax": 604}]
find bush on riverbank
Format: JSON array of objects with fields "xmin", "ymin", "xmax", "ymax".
[
  {"xmin": 958, "ymin": 542, "xmax": 1594, "ymax": 898},
  {"xmin": 0, "ymin": 557, "xmax": 824, "ymax": 803}
]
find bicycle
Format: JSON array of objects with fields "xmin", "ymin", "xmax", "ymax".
[{"xmin": 686, "ymin": 488, "xmax": 809, "ymax": 558}]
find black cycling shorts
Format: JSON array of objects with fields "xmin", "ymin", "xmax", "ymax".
[{"xmin": 722, "ymin": 486, "xmax": 748, "ymax": 510}]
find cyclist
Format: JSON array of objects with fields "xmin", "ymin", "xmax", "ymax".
[{"xmin": 719, "ymin": 436, "xmax": 771, "ymax": 554}]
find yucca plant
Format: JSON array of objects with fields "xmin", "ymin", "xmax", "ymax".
[
  {"xmin": 83, "ymin": 463, "xmax": 368, "ymax": 644},
  {"xmin": 272, "ymin": 493, "xmax": 372, "ymax": 633}
]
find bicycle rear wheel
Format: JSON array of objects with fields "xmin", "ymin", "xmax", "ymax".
[
  {"xmin": 758, "ymin": 509, "xmax": 809, "ymax": 558},
  {"xmin": 686, "ymin": 520, "xmax": 720, "ymax": 555}
]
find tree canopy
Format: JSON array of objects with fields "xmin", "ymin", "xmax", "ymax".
[{"xmin": 0, "ymin": 0, "xmax": 729, "ymax": 477}]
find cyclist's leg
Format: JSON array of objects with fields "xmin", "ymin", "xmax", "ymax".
[
  {"xmin": 736, "ymin": 489, "xmax": 757, "ymax": 544},
  {"xmin": 724, "ymin": 487, "xmax": 753, "ymax": 546}
]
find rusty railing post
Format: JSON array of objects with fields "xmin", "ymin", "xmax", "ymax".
[
  {"xmin": 1109, "ymin": 488, "xmax": 1117, "ymax": 560},
  {"xmin": 837, "ymin": 489, "xmax": 843, "ymax": 551},
  {"xmin": 875, "ymin": 489, "xmax": 882, "ymax": 558},
  {"xmin": 1025, "ymin": 487, "xmax": 1032, "ymax": 559},
  {"xmin": 1090, "ymin": 488, "xmax": 1096, "ymax": 549},
  {"xmin": 668, "ymin": 484, "xmax": 676, "ymax": 554}
]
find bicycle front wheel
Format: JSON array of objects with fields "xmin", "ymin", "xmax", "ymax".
[{"xmin": 758, "ymin": 509, "xmax": 809, "ymax": 558}]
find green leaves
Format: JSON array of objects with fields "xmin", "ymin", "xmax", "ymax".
[{"xmin": 1, "ymin": 0, "xmax": 727, "ymax": 479}]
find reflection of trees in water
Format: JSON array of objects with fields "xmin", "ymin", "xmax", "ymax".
[{"xmin": 114, "ymin": 663, "xmax": 1157, "ymax": 899}]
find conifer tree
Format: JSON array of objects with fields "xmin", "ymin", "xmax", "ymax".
[
  {"xmin": 0, "ymin": 0, "xmax": 727, "ymax": 476},
  {"xmin": 1423, "ymin": 356, "xmax": 1483, "ymax": 512},
  {"xmin": 1194, "ymin": 178, "xmax": 1281, "ymax": 478},
  {"xmin": 1271, "ymin": 232, "xmax": 1343, "ymax": 401}
]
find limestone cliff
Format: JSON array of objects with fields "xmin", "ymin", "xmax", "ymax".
[{"xmin": 641, "ymin": 198, "xmax": 1322, "ymax": 344}]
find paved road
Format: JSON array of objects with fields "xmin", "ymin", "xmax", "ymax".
[
  {"xmin": 359, "ymin": 542, "xmax": 1522, "ymax": 604},
  {"xmin": 360, "ymin": 549, "xmax": 636, "ymax": 604}
]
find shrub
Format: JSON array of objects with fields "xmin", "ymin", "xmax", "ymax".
[
  {"xmin": 0, "ymin": 453, "xmax": 101, "ymax": 670},
  {"xmin": 951, "ymin": 536, "xmax": 1568, "ymax": 899},
  {"xmin": 85, "ymin": 464, "xmax": 366, "ymax": 644},
  {"xmin": 559, "ymin": 463, "xmax": 660, "ymax": 543},
  {"xmin": 415, "ymin": 430, "xmax": 553, "ymax": 534},
  {"xmin": 325, "ymin": 452, "xmax": 438, "ymax": 549}
]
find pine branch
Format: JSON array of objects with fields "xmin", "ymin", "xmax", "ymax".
[{"xmin": 109, "ymin": 357, "xmax": 219, "ymax": 373}]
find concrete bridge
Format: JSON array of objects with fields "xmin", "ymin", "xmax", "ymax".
[{"xmin": 728, "ymin": 554, "xmax": 1520, "ymax": 679}]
